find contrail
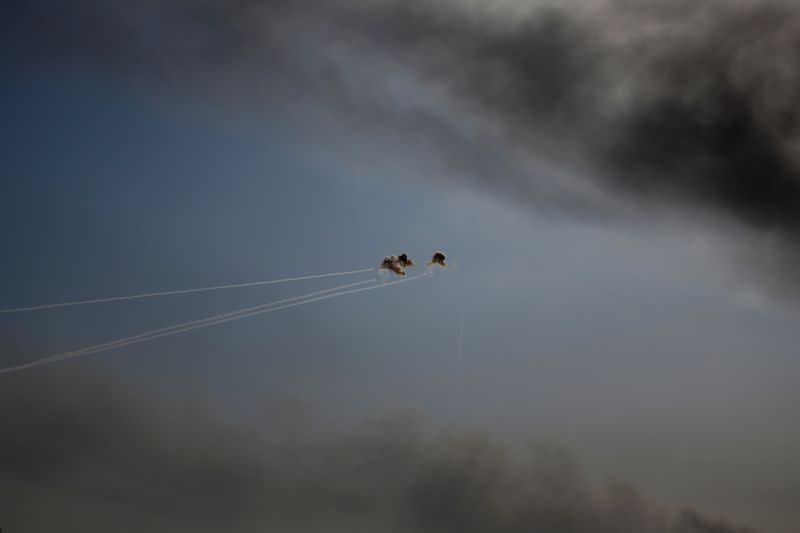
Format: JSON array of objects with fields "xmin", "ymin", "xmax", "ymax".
[
  {"xmin": 4, "ymin": 273, "xmax": 424, "ymax": 374},
  {"xmin": 0, "ymin": 278, "xmax": 377, "ymax": 374},
  {"xmin": 0, "ymin": 267, "xmax": 376, "ymax": 313},
  {"xmin": 32, "ymin": 279, "xmax": 375, "ymax": 366},
  {"xmin": 0, "ymin": 272, "xmax": 428, "ymax": 375}
]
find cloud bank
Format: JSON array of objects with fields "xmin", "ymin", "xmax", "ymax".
[
  {"xmin": 0, "ymin": 369, "xmax": 759, "ymax": 532},
  {"xmin": 5, "ymin": 0, "xmax": 800, "ymax": 280}
]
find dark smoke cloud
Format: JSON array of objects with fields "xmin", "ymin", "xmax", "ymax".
[
  {"xmin": 338, "ymin": 0, "xmax": 800, "ymax": 234},
  {"xmin": 4, "ymin": 0, "xmax": 800, "ymax": 275},
  {"xmin": 0, "ymin": 369, "xmax": 758, "ymax": 533}
]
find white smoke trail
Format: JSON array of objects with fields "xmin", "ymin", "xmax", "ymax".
[
  {"xmin": 0, "ymin": 267, "xmax": 375, "ymax": 313},
  {"xmin": 0, "ymin": 278, "xmax": 377, "ymax": 374},
  {"xmin": 10, "ymin": 274, "xmax": 424, "ymax": 373},
  {"xmin": 0, "ymin": 272, "xmax": 428, "ymax": 376}
]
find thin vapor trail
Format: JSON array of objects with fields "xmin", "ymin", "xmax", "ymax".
[
  {"xmin": 0, "ymin": 272, "xmax": 428, "ymax": 376},
  {"xmin": 0, "ymin": 268, "xmax": 376, "ymax": 313},
  {"xmin": 0, "ymin": 278, "xmax": 377, "ymax": 375}
]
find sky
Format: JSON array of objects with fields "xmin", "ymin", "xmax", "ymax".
[{"xmin": 2, "ymin": 1, "xmax": 800, "ymax": 532}]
